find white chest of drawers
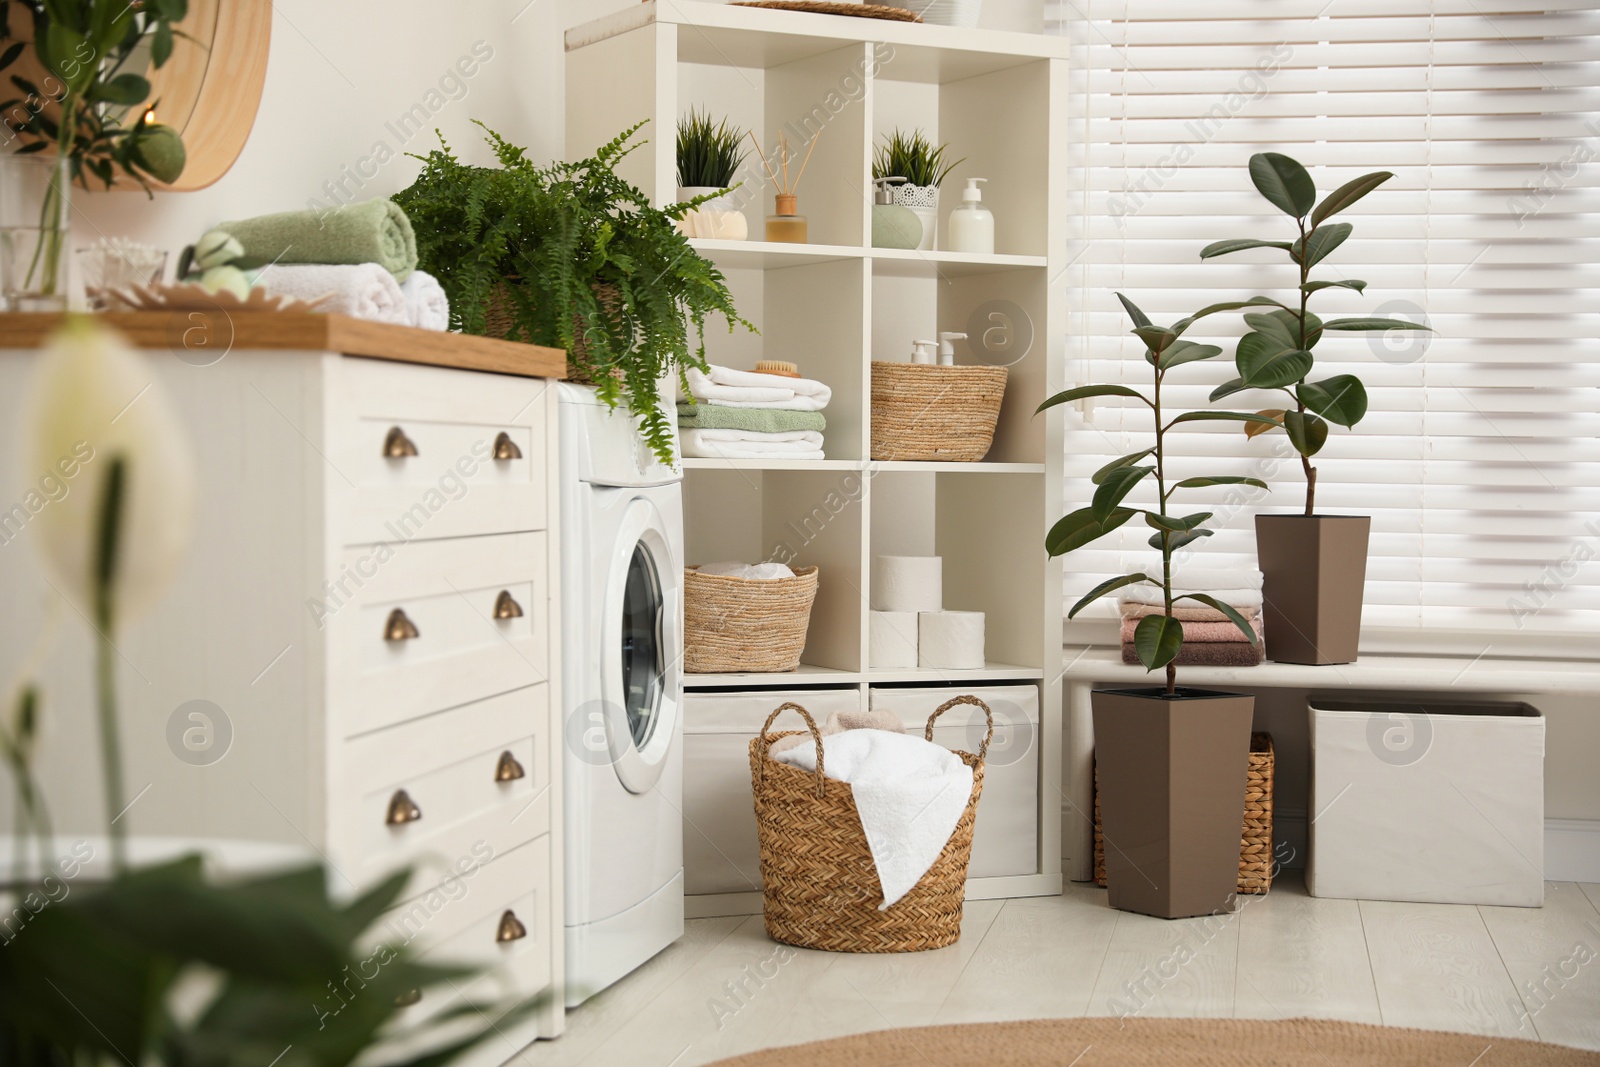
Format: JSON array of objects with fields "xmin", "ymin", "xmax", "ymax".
[{"xmin": 0, "ymin": 314, "xmax": 566, "ymax": 1055}]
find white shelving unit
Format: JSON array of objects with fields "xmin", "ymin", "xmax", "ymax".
[{"xmin": 567, "ymin": 0, "xmax": 1068, "ymax": 901}]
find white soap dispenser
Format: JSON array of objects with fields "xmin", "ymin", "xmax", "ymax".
[
  {"xmin": 947, "ymin": 177, "xmax": 994, "ymax": 255},
  {"xmin": 911, "ymin": 339, "xmax": 938, "ymax": 365},
  {"xmin": 938, "ymin": 332, "xmax": 967, "ymax": 366}
]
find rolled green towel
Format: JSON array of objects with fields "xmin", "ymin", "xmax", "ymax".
[
  {"xmin": 214, "ymin": 198, "xmax": 418, "ymax": 280},
  {"xmin": 677, "ymin": 402, "xmax": 826, "ymax": 434}
]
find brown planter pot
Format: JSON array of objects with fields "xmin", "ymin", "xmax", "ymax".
[
  {"xmin": 1092, "ymin": 687, "xmax": 1255, "ymax": 919},
  {"xmin": 1255, "ymin": 514, "xmax": 1371, "ymax": 665}
]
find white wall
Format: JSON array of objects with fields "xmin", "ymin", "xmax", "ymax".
[{"xmin": 71, "ymin": 0, "xmax": 1041, "ymax": 259}]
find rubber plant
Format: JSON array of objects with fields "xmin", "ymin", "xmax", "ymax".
[
  {"xmin": 1203, "ymin": 153, "xmax": 1430, "ymax": 513},
  {"xmin": 395, "ymin": 121, "xmax": 753, "ymax": 466},
  {"xmin": 1038, "ymin": 294, "xmax": 1277, "ymax": 693}
]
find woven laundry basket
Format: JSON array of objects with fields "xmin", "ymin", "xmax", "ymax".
[
  {"xmin": 750, "ymin": 696, "xmax": 992, "ymax": 952},
  {"xmin": 870, "ymin": 362, "xmax": 1008, "ymax": 461},
  {"xmin": 1094, "ymin": 732, "xmax": 1276, "ymax": 894},
  {"xmin": 684, "ymin": 565, "xmax": 819, "ymax": 673}
]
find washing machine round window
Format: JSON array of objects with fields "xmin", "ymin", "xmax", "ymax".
[
  {"xmin": 601, "ymin": 497, "xmax": 680, "ymax": 795},
  {"xmin": 621, "ymin": 542, "xmax": 663, "ymax": 749}
]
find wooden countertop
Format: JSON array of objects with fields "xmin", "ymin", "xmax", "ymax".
[{"xmin": 0, "ymin": 312, "xmax": 568, "ymax": 379}]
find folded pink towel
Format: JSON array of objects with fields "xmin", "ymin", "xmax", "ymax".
[
  {"xmin": 1122, "ymin": 639, "xmax": 1264, "ymax": 667},
  {"xmin": 1120, "ymin": 615, "xmax": 1263, "ymax": 645},
  {"xmin": 1120, "ymin": 602, "xmax": 1258, "ymax": 623}
]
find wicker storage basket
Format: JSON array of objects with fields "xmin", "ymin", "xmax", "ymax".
[
  {"xmin": 870, "ymin": 362, "xmax": 1008, "ymax": 461},
  {"xmin": 684, "ymin": 566, "xmax": 819, "ymax": 674},
  {"xmin": 750, "ymin": 697, "xmax": 992, "ymax": 952},
  {"xmin": 1093, "ymin": 732, "xmax": 1276, "ymax": 894}
]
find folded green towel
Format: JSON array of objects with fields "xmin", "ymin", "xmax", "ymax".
[
  {"xmin": 215, "ymin": 199, "xmax": 418, "ymax": 280},
  {"xmin": 677, "ymin": 402, "xmax": 826, "ymax": 434}
]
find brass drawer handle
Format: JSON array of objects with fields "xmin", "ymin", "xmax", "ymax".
[
  {"xmin": 384, "ymin": 608, "xmax": 419, "ymax": 642},
  {"xmin": 383, "ymin": 426, "xmax": 419, "ymax": 458},
  {"xmin": 385, "ymin": 789, "xmax": 422, "ymax": 826},
  {"xmin": 493, "ymin": 590, "xmax": 524, "ymax": 620},
  {"xmin": 496, "ymin": 909, "xmax": 528, "ymax": 943},
  {"xmin": 492, "ymin": 431, "xmax": 522, "ymax": 460},
  {"xmin": 394, "ymin": 988, "xmax": 422, "ymax": 1007},
  {"xmin": 495, "ymin": 750, "xmax": 526, "ymax": 782}
]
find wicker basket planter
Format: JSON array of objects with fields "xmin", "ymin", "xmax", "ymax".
[
  {"xmin": 750, "ymin": 697, "xmax": 992, "ymax": 952},
  {"xmin": 485, "ymin": 280, "xmax": 624, "ymax": 386},
  {"xmin": 684, "ymin": 566, "xmax": 819, "ymax": 674},
  {"xmin": 1094, "ymin": 732, "xmax": 1276, "ymax": 895},
  {"xmin": 870, "ymin": 362, "xmax": 1007, "ymax": 462}
]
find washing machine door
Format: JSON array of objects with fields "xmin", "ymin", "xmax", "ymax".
[{"xmin": 600, "ymin": 496, "xmax": 681, "ymax": 794}]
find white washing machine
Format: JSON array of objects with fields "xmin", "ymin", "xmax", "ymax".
[{"xmin": 558, "ymin": 383, "xmax": 684, "ymax": 1008}]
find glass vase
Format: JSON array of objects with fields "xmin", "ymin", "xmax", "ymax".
[{"xmin": 1, "ymin": 154, "xmax": 72, "ymax": 312}]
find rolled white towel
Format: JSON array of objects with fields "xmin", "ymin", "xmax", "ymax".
[
  {"xmin": 686, "ymin": 365, "xmax": 831, "ymax": 411},
  {"xmin": 256, "ymin": 262, "xmax": 410, "ymax": 325},
  {"xmin": 680, "ymin": 428, "xmax": 824, "ymax": 459},
  {"xmin": 399, "ymin": 269, "xmax": 450, "ymax": 331}
]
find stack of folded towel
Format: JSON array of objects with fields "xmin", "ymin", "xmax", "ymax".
[
  {"xmin": 1117, "ymin": 564, "xmax": 1265, "ymax": 667},
  {"xmin": 218, "ymin": 199, "xmax": 451, "ymax": 330},
  {"xmin": 680, "ymin": 365, "xmax": 831, "ymax": 460}
]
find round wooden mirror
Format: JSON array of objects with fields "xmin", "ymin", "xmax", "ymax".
[{"xmin": 138, "ymin": 0, "xmax": 272, "ymax": 190}]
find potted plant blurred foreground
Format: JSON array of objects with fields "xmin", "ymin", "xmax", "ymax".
[
  {"xmin": 0, "ymin": 319, "xmax": 539, "ymax": 1065},
  {"xmin": 1203, "ymin": 153, "xmax": 1430, "ymax": 664},
  {"xmin": 1039, "ymin": 294, "xmax": 1277, "ymax": 919}
]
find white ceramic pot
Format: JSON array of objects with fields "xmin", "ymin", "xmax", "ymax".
[
  {"xmin": 892, "ymin": 183, "xmax": 940, "ymax": 250},
  {"xmin": 676, "ymin": 186, "xmax": 749, "ymax": 241},
  {"xmin": 883, "ymin": 0, "xmax": 983, "ymax": 28}
]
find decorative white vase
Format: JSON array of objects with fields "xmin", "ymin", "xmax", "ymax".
[
  {"xmin": 893, "ymin": 183, "xmax": 940, "ymax": 251},
  {"xmin": 677, "ymin": 186, "xmax": 748, "ymax": 241},
  {"xmin": 882, "ymin": 0, "xmax": 983, "ymax": 28}
]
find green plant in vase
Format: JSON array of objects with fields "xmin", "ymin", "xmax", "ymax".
[
  {"xmin": 1038, "ymin": 294, "xmax": 1276, "ymax": 919},
  {"xmin": 676, "ymin": 108, "xmax": 749, "ymax": 240},
  {"xmin": 395, "ymin": 121, "xmax": 753, "ymax": 465},
  {"xmin": 1201, "ymin": 152, "xmax": 1431, "ymax": 664},
  {"xmin": 0, "ymin": 1, "xmax": 190, "ymax": 306},
  {"xmin": 872, "ymin": 128, "xmax": 964, "ymax": 250}
]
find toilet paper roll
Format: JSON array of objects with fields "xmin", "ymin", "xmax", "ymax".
[
  {"xmin": 872, "ymin": 555, "xmax": 942, "ymax": 613},
  {"xmin": 918, "ymin": 611, "xmax": 986, "ymax": 670},
  {"xmin": 870, "ymin": 611, "xmax": 919, "ymax": 669}
]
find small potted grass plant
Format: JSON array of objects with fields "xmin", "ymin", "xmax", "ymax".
[
  {"xmin": 1203, "ymin": 153, "xmax": 1430, "ymax": 664},
  {"xmin": 872, "ymin": 128, "xmax": 963, "ymax": 251},
  {"xmin": 1039, "ymin": 293, "xmax": 1276, "ymax": 919},
  {"xmin": 676, "ymin": 108, "xmax": 748, "ymax": 240}
]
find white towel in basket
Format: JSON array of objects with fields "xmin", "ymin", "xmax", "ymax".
[{"xmin": 774, "ymin": 729, "xmax": 972, "ymax": 909}]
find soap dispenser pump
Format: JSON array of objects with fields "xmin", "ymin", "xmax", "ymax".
[
  {"xmin": 947, "ymin": 177, "xmax": 994, "ymax": 255},
  {"xmin": 871, "ymin": 176, "xmax": 923, "ymax": 250},
  {"xmin": 938, "ymin": 332, "xmax": 967, "ymax": 366},
  {"xmin": 911, "ymin": 339, "xmax": 938, "ymax": 365}
]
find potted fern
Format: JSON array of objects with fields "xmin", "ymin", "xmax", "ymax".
[
  {"xmin": 1203, "ymin": 153, "xmax": 1430, "ymax": 664},
  {"xmin": 676, "ymin": 108, "xmax": 748, "ymax": 240},
  {"xmin": 872, "ymin": 128, "xmax": 963, "ymax": 251},
  {"xmin": 1039, "ymin": 293, "xmax": 1276, "ymax": 919},
  {"xmin": 395, "ymin": 121, "xmax": 751, "ymax": 465}
]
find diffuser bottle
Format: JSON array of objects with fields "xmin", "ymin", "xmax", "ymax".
[
  {"xmin": 766, "ymin": 193, "xmax": 808, "ymax": 243},
  {"xmin": 947, "ymin": 177, "xmax": 994, "ymax": 255}
]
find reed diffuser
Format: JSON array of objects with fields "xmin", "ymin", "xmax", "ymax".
[{"xmin": 750, "ymin": 129, "xmax": 820, "ymax": 243}]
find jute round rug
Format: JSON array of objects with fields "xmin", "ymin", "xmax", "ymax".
[{"xmin": 705, "ymin": 1017, "xmax": 1600, "ymax": 1066}]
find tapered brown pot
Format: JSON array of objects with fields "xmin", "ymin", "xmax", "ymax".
[
  {"xmin": 1255, "ymin": 515, "xmax": 1371, "ymax": 665},
  {"xmin": 1092, "ymin": 687, "xmax": 1255, "ymax": 919}
]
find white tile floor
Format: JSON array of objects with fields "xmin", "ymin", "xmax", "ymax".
[{"xmin": 520, "ymin": 876, "xmax": 1600, "ymax": 1066}]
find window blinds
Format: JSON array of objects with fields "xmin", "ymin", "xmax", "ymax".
[{"xmin": 1047, "ymin": 0, "xmax": 1600, "ymax": 649}]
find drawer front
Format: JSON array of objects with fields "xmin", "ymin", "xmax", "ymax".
[
  {"xmin": 328, "ymin": 357, "xmax": 552, "ymax": 544},
  {"xmin": 328, "ymin": 685, "xmax": 552, "ymax": 896},
  {"xmin": 328, "ymin": 532, "xmax": 550, "ymax": 735},
  {"xmin": 378, "ymin": 836, "xmax": 555, "ymax": 1029}
]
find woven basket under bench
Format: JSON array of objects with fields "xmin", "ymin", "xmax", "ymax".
[
  {"xmin": 1094, "ymin": 732, "xmax": 1276, "ymax": 895},
  {"xmin": 750, "ymin": 696, "xmax": 993, "ymax": 952}
]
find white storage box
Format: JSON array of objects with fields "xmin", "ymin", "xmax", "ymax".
[
  {"xmin": 869, "ymin": 685, "xmax": 1040, "ymax": 880},
  {"xmin": 1307, "ymin": 698, "xmax": 1545, "ymax": 907}
]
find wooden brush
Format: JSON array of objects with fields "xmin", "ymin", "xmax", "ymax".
[{"xmin": 754, "ymin": 360, "xmax": 800, "ymax": 378}]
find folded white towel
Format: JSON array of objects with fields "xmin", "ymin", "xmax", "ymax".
[
  {"xmin": 774, "ymin": 729, "xmax": 971, "ymax": 909},
  {"xmin": 1118, "ymin": 562, "xmax": 1264, "ymax": 592},
  {"xmin": 680, "ymin": 429, "xmax": 825, "ymax": 460},
  {"xmin": 257, "ymin": 262, "xmax": 410, "ymax": 325},
  {"xmin": 1119, "ymin": 585, "xmax": 1263, "ymax": 610},
  {"xmin": 399, "ymin": 269, "xmax": 449, "ymax": 331},
  {"xmin": 686, "ymin": 366, "xmax": 832, "ymax": 411}
]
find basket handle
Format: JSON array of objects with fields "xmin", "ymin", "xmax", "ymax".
[
  {"xmin": 756, "ymin": 701, "xmax": 826, "ymax": 798},
  {"xmin": 925, "ymin": 695, "xmax": 994, "ymax": 762}
]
